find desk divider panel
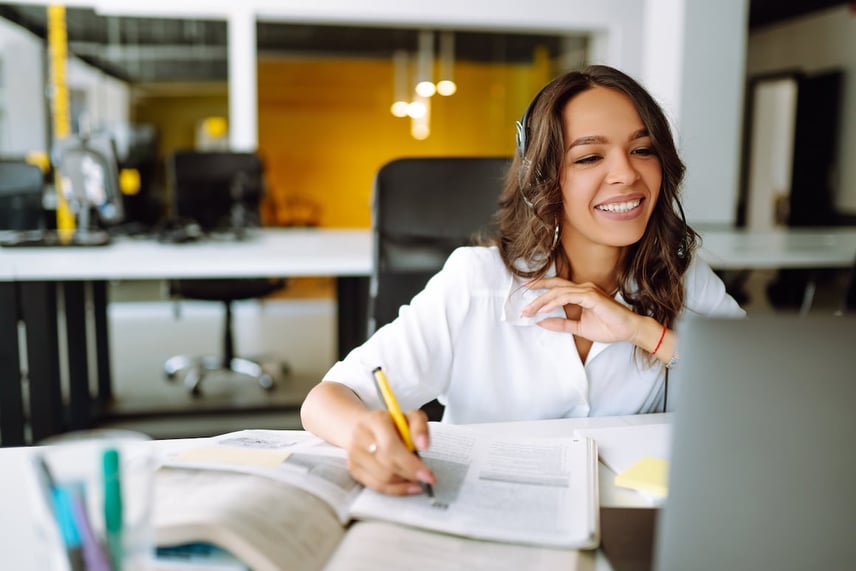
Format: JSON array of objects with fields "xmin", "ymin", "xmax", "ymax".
[
  {"xmin": 0, "ymin": 282, "xmax": 25, "ymax": 446},
  {"xmin": 20, "ymin": 281, "xmax": 64, "ymax": 442}
]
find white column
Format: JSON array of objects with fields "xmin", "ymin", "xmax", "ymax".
[
  {"xmin": 228, "ymin": 7, "xmax": 257, "ymax": 151},
  {"xmin": 643, "ymin": 0, "xmax": 749, "ymax": 227},
  {"xmin": 678, "ymin": 0, "xmax": 748, "ymax": 226},
  {"xmin": 642, "ymin": 0, "xmax": 685, "ymax": 130}
]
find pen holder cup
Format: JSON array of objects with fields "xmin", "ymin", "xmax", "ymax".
[{"xmin": 28, "ymin": 429, "xmax": 155, "ymax": 571}]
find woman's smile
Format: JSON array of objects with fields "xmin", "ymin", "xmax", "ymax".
[{"xmin": 594, "ymin": 197, "xmax": 644, "ymax": 217}]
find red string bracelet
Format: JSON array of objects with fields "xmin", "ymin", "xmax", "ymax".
[{"xmin": 651, "ymin": 323, "xmax": 667, "ymax": 356}]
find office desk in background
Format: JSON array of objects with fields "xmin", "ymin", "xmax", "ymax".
[
  {"xmin": 3, "ymin": 226, "xmax": 855, "ymax": 446},
  {"xmin": 696, "ymin": 226, "xmax": 856, "ymax": 269},
  {"xmin": 697, "ymin": 226, "xmax": 856, "ymax": 314},
  {"xmin": 0, "ymin": 229, "xmax": 372, "ymax": 445},
  {"xmin": 0, "ymin": 413, "xmax": 669, "ymax": 571}
]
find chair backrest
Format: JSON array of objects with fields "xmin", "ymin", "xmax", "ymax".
[
  {"xmin": 168, "ymin": 150, "xmax": 265, "ymax": 233},
  {"xmin": 369, "ymin": 156, "xmax": 511, "ymax": 334},
  {"xmin": 0, "ymin": 161, "xmax": 45, "ymax": 230}
]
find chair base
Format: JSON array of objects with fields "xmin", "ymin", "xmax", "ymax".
[{"xmin": 165, "ymin": 354, "xmax": 283, "ymax": 397}]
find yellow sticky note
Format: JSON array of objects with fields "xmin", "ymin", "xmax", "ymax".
[
  {"xmin": 614, "ymin": 457, "xmax": 669, "ymax": 498},
  {"xmin": 174, "ymin": 446, "xmax": 291, "ymax": 468}
]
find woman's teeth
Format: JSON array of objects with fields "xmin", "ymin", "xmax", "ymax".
[{"xmin": 596, "ymin": 199, "xmax": 641, "ymax": 213}]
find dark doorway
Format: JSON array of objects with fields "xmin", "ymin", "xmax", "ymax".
[
  {"xmin": 788, "ymin": 70, "xmax": 842, "ymax": 227},
  {"xmin": 767, "ymin": 69, "xmax": 844, "ymax": 309}
]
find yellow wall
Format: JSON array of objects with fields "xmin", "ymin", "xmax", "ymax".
[
  {"xmin": 131, "ymin": 58, "xmax": 552, "ymax": 228},
  {"xmin": 258, "ymin": 58, "xmax": 546, "ymax": 228}
]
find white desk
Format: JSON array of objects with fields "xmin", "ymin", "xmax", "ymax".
[
  {"xmin": 0, "ymin": 414, "xmax": 669, "ymax": 571},
  {"xmin": 0, "ymin": 229, "xmax": 373, "ymax": 446},
  {"xmin": 697, "ymin": 226, "xmax": 856, "ymax": 314},
  {"xmin": 0, "ymin": 228, "xmax": 372, "ymax": 280},
  {"xmin": 4, "ymin": 226, "xmax": 852, "ymax": 278},
  {"xmin": 697, "ymin": 227, "xmax": 856, "ymax": 270}
]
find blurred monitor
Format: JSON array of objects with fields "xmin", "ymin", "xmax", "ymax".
[
  {"xmin": 0, "ymin": 160, "xmax": 46, "ymax": 231},
  {"xmin": 168, "ymin": 151, "xmax": 264, "ymax": 234}
]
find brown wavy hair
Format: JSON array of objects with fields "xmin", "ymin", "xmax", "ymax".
[{"xmin": 494, "ymin": 65, "xmax": 697, "ymax": 328}]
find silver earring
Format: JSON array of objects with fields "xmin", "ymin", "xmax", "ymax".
[{"xmin": 551, "ymin": 223, "xmax": 560, "ymax": 250}]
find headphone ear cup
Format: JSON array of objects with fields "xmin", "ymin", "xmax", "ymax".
[{"xmin": 677, "ymin": 234, "xmax": 689, "ymax": 259}]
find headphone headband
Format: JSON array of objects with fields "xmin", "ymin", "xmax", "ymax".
[{"xmin": 515, "ymin": 83, "xmax": 550, "ymax": 160}]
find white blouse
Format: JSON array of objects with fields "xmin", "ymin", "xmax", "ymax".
[{"xmin": 322, "ymin": 246, "xmax": 745, "ymax": 423}]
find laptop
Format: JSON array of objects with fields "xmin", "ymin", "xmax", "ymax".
[{"xmin": 654, "ymin": 315, "xmax": 856, "ymax": 571}]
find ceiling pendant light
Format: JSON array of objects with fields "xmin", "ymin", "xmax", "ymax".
[
  {"xmin": 390, "ymin": 50, "xmax": 410, "ymax": 117},
  {"xmin": 436, "ymin": 31, "xmax": 457, "ymax": 96},
  {"xmin": 414, "ymin": 30, "xmax": 436, "ymax": 98}
]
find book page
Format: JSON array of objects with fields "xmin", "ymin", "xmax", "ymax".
[
  {"xmin": 324, "ymin": 521, "xmax": 595, "ymax": 571},
  {"xmin": 154, "ymin": 469, "xmax": 345, "ymax": 571},
  {"xmin": 158, "ymin": 430, "xmax": 361, "ymax": 522},
  {"xmin": 158, "ymin": 426, "xmax": 598, "ymax": 550},
  {"xmin": 348, "ymin": 423, "xmax": 599, "ymax": 549}
]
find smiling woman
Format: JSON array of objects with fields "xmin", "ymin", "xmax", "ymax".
[{"xmin": 300, "ymin": 65, "xmax": 745, "ymax": 498}]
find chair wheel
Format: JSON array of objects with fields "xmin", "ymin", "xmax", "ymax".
[{"xmin": 259, "ymin": 374, "xmax": 275, "ymax": 391}]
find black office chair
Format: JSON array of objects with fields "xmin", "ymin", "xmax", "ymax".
[
  {"xmin": 370, "ymin": 157, "xmax": 511, "ymax": 420},
  {"xmin": 0, "ymin": 161, "xmax": 45, "ymax": 231},
  {"xmin": 163, "ymin": 150, "xmax": 286, "ymax": 396}
]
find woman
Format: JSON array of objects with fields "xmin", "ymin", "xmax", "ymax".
[{"xmin": 301, "ymin": 65, "xmax": 744, "ymax": 495}]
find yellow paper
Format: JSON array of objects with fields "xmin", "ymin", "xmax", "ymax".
[
  {"xmin": 614, "ymin": 456, "xmax": 669, "ymax": 497},
  {"xmin": 174, "ymin": 446, "xmax": 291, "ymax": 468}
]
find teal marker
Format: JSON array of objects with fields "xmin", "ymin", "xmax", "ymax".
[
  {"xmin": 32, "ymin": 456, "xmax": 85, "ymax": 571},
  {"xmin": 102, "ymin": 448, "xmax": 123, "ymax": 571}
]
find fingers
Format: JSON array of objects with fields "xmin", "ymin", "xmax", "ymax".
[
  {"xmin": 347, "ymin": 409, "xmax": 435, "ymax": 495},
  {"xmin": 535, "ymin": 316, "xmax": 580, "ymax": 334},
  {"xmin": 405, "ymin": 409, "xmax": 431, "ymax": 451},
  {"xmin": 521, "ymin": 282, "xmax": 602, "ymax": 317}
]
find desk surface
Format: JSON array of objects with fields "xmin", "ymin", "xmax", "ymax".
[
  {"xmin": 0, "ymin": 228, "xmax": 373, "ymax": 281},
  {"xmin": 2, "ymin": 226, "xmax": 854, "ymax": 282},
  {"xmin": 697, "ymin": 226, "xmax": 856, "ymax": 270},
  {"xmin": 0, "ymin": 414, "xmax": 669, "ymax": 571}
]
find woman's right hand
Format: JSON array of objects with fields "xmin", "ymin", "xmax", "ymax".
[{"xmin": 345, "ymin": 408, "xmax": 435, "ymax": 495}]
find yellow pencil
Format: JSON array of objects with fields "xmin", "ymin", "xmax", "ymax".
[{"xmin": 371, "ymin": 366, "xmax": 434, "ymax": 498}]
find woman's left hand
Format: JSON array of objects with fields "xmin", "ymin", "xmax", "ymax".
[{"xmin": 521, "ymin": 278, "xmax": 643, "ymax": 344}]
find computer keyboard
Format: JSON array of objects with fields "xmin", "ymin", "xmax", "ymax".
[{"xmin": 0, "ymin": 229, "xmax": 112, "ymax": 248}]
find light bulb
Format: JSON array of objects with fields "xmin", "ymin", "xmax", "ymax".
[
  {"xmin": 436, "ymin": 80, "xmax": 457, "ymax": 96},
  {"xmin": 411, "ymin": 123, "xmax": 430, "ymax": 140},
  {"xmin": 407, "ymin": 101, "xmax": 427, "ymax": 119},
  {"xmin": 390, "ymin": 101, "xmax": 409, "ymax": 117},
  {"xmin": 415, "ymin": 81, "xmax": 436, "ymax": 98}
]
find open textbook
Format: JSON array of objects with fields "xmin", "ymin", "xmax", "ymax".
[{"xmin": 153, "ymin": 423, "xmax": 599, "ymax": 571}]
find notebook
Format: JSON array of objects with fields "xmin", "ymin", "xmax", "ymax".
[{"xmin": 653, "ymin": 315, "xmax": 856, "ymax": 571}]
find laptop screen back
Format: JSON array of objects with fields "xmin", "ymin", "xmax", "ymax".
[{"xmin": 654, "ymin": 315, "xmax": 856, "ymax": 571}]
